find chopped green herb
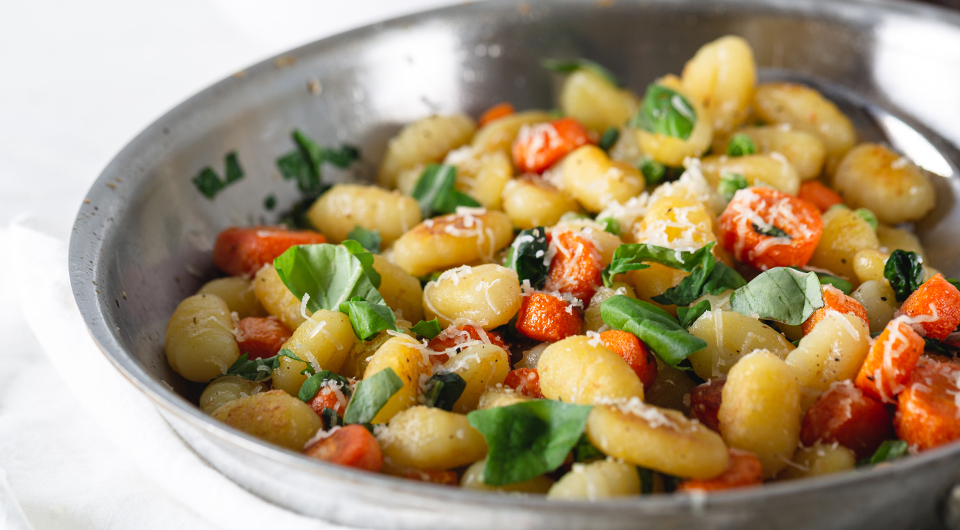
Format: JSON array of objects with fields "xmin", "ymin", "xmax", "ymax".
[
  {"xmin": 598, "ymin": 127, "xmax": 620, "ymax": 152},
  {"xmin": 339, "ymin": 297, "xmax": 398, "ymax": 340},
  {"xmin": 343, "ymin": 367, "xmax": 404, "ymax": 424},
  {"xmin": 730, "ymin": 267, "xmax": 824, "ymax": 325},
  {"xmin": 192, "ymin": 151, "xmax": 245, "ymax": 199},
  {"xmin": 884, "ymin": 249, "xmax": 924, "ymax": 302},
  {"xmin": 726, "ymin": 133, "xmax": 757, "ymax": 157},
  {"xmin": 600, "ymin": 295, "xmax": 708, "ymax": 368},
  {"xmin": 596, "ymin": 217, "xmax": 621, "ymax": 236},
  {"xmin": 467, "ymin": 400, "xmax": 592, "ymax": 486},
  {"xmin": 678, "ymin": 300, "xmax": 711, "ymax": 329},
  {"xmin": 263, "ymin": 195, "xmax": 277, "ymax": 210},
  {"xmin": 789, "ymin": 267, "xmax": 853, "ymax": 294},
  {"xmin": 637, "ymin": 468, "xmax": 654, "ymax": 494},
  {"xmin": 224, "ymin": 152, "xmax": 244, "ymax": 183},
  {"xmin": 346, "ymin": 226, "xmax": 382, "ymax": 254},
  {"xmin": 541, "ymin": 58, "xmax": 619, "ymax": 86},
  {"xmin": 411, "ymin": 164, "xmax": 481, "ymax": 218},
  {"xmin": 718, "ymin": 172, "xmax": 749, "ymax": 201},
  {"xmin": 572, "ymin": 434, "xmax": 604, "ymax": 462},
  {"xmin": 298, "ymin": 370, "xmax": 352, "ymax": 402},
  {"xmin": 854, "ymin": 208, "xmax": 878, "ymax": 231},
  {"xmin": 506, "ymin": 227, "xmax": 550, "ymax": 290},
  {"xmin": 752, "ymin": 222, "xmax": 791, "ymax": 239},
  {"xmin": 631, "ymin": 84, "xmax": 697, "ymax": 140},
  {"xmin": 320, "ymin": 408, "xmax": 343, "ymax": 430},
  {"xmin": 423, "ymin": 373, "xmax": 467, "ymax": 411},
  {"xmin": 638, "ymin": 156, "xmax": 667, "ymax": 186},
  {"xmin": 224, "ymin": 349, "xmax": 310, "ymax": 382},
  {"xmin": 411, "ymin": 318, "xmax": 443, "ymax": 339},
  {"xmin": 860, "ymin": 440, "xmax": 909, "ymax": 466}
]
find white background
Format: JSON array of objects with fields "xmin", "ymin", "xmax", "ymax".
[{"xmin": 0, "ymin": 1, "xmax": 455, "ymax": 528}]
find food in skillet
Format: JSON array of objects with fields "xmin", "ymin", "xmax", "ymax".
[{"xmin": 164, "ymin": 35, "xmax": 959, "ymax": 498}]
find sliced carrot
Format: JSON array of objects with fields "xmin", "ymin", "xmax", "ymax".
[
  {"xmin": 515, "ymin": 292, "xmax": 583, "ymax": 343},
  {"xmin": 427, "ymin": 325, "xmax": 506, "ymax": 365},
  {"xmin": 690, "ymin": 378, "xmax": 726, "ymax": 433},
  {"xmin": 504, "ymin": 368, "xmax": 543, "ymax": 398},
  {"xmin": 303, "ymin": 424, "xmax": 383, "ymax": 472},
  {"xmin": 801, "ymin": 285, "xmax": 869, "ymax": 336},
  {"xmin": 897, "ymin": 274, "xmax": 960, "ymax": 341},
  {"xmin": 855, "ymin": 317, "xmax": 925, "ymax": 402},
  {"xmin": 307, "ymin": 383, "xmax": 352, "ymax": 420},
  {"xmin": 894, "ymin": 360, "xmax": 960, "ymax": 451},
  {"xmin": 598, "ymin": 330, "xmax": 658, "ymax": 389},
  {"xmin": 718, "ymin": 187, "xmax": 823, "ymax": 271},
  {"xmin": 800, "ymin": 381, "xmax": 892, "ymax": 459},
  {"xmin": 213, "ymin": 226, "xmax": 326, "ymax": 277},
  {"xmin": 544, "ymin": 230, "xmax": 603, "ymax": 306},
  {"xmin": 512, "ymin": 117, "xmax": 591, "ymax": 174},
  {"xmin": 797, "ymin": 181, "xmax": 843, "ymax": 212},
  {"xmin": 398, "ymin": 468, "xmax": 459, "ymax": 486},
  {"xmin": 236, "ymin": 317, "xmax": 291, "ymax": 360},
  {"xmin": 675, "ymin": 449, "xmax": 762, "ymax": 492},
  {"xmin": 478, "ymin": 102, "xmax": 515, "ymax": 127}
]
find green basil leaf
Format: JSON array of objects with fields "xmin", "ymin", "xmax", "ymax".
[
  {"xmin": 276, "ymin": 195, "xmax": 320, "ymax": 231},
  {"xmin": 752, "ymin": 222, "xmax": 791, "ymax": 239},
  {"xmin": 598, "ymin": 127, "xmax": 620, "ymax": 152},
  {"xmin": 411, "ymin": 318, "xmax": 443, "ymax": 339},
  {"xmin": 224, "ymin": 152, "xmax": 244, "ymax": 184},
  {"xmin": 298, "ymin": 370, "xmax": 353, "ymax": 402},
  {"xmin": 346, "ymin": 226, "xmax": 382, "ymax": 254},
  {"xmin": 343, "ymin": 367, "xmax": 404, "ymax": 424},
  {"xmin": 854, "ymin": 208, "xmax": 878, "ymax": 231},
  {"xmin": 339, "ymin": 297, "xmax": 398, "ymax": 340},
  {"xmin": 725, "ymin": 133, "xmax": 757, "ymax": 157},
  {"xmin": 631, "ymin": 84, "xmax": 697, "ymax": 140},
  {"xmin": 789, "ymin": 267, "xmax": 853, "ymax": 295},
  {"xmin": 596, "ymin": 217, "xmax": 621, "ymax": 236},
  {"xmin": 600, "ymin": 295, "xmax": 708, "ymax": 367},
  {"xmin": 729, "ymin": 267, "xmax": 824, "ymax": 325},
  {"xmin": 572, "ymin": 434, "xmax": 604, "ymax": 463},
  {"xmin": 654, "ymin": 258, "xmax": 746, "ymax": 307},
  {"xmin": 192, "ymin": 152, "xmax": 244, "ymax": 200},
  {"xmin": 718, "ymin": 172, "xmax": 748, "ymax": 201},
  {"xmin": 541, "ymin": 58, "xmax": 619, "ymax": 86},
  {"xmin": 884, "ymin": 249, "xmax": 924, "ymax": 302},
  {"xmin": 224, "ymin": 348, "xmax": 310, "ymax": 382},
  {"xmin": 320, "ymin": 407, "xmax": 343, "ymax": 430},
  {"xmin": 677, "ymin": 300, "xmax": 711, "ymax": 329},
  {"xmin": 341, "ymin": 239, "xmax": 381, "ymax": 288},
  {"xmin": 863, "ymin": 440, "xmax": 909, "ymax": 466},
  {"xmin": 274, "ymin": 243, "xmax": 385, "ymax": 313},
  {"xmin": 506, "ymin": 227, "xmax": 550, "ymax": 290},
  {"xmin": 467, "ymin": 400, "xmax": 592, "ymax": 486},
  {"xmin": 411, "ymin": 164, "xmax": 480, "ymax": 218},
  {"xmin": 639, "ymin": 157, "xmax": 667, "ymax": 186},
  {"xmin": 423, "ymin": 373, "xmax": 467, "ymax": 411}
]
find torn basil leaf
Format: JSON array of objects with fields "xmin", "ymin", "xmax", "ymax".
[
  {"xmin": 467, "ymin": 400, "xmax": 592, "ymax": 486},
  {"xmin": 730, "ymin": 267, "xmax": 824, "ymax": 325},
  {"xmin": 225, "ymin": 349, "xmax": 310, "ymax": 382},
  {"xmin": 411, "ymin": 163, "xmax": 481, "ymax": 218},
  {"xmin": 346, "ymin": 226, "xmax": 382, "ymax": 254},
  {"xmin": 861, "ymin": 440, "xmax": 909, "ymax": 466},
  {"xmin": 423, "ymin": 373, "xmax": 467, "ymax": 411},
  {"xmin": 596, "ymin": 217, "xmax": 620, "ymax": 236},
  {"xmin": 678, "ymin": 300, "xmax": 711, "ymax": 329},
  {"xmin": 789, "ymin": 267, "xmax": 853, "ymax": 295},
  {"xmin": 339, "ymin": 297, "xmax": 398, "ymax": 340},
  {"xmin": 718, "ymin": 172, "xmax": 748, "ymax": 201},
  {"xmin": 541, "ymin": 58, "xmax": 619, "ymax": 86},
  {"xmin": 639, "ymin": 157, "xmax": 667, "ymax": 186},
  {"xmin": 631, "ymin": 84, "xmax": 696, "ymax": 140},
  {"xmin": 752, "ymin": 222, "xmax": 791, "ymax": 239},
  {"xmin": 600, "ymin": 295, "xmax": 708, "ymax": 368},
  {"xmin": 298, "ymin": 370, "xmax": 353, "ymax": 402},
  {"xmin": 192, "ymin": 151, "xmax": 245, "ymax": 199},
  {"xmin": 506, "ymin": 227, "xmax": 550, "ymax": 290},
  {"xmin": 884, "ymin": 249, "xmax": 924, "ymax": 302},
  {"xmin": 274, "ymin": 243, "xmax": 385, "ymax": 313},
  {"xmin": 411, "ymin": 318, "xmax": 443, "ymax": 339},
  {"xmin": 341, "ymin": 239, "xmax": 381, "ymax": 288},
  {"xmin": 725, "ymin": 133, "xmax": 756, "ymax": 157},
  {"xmin": 343, "ymin": 367, "xmax": 404, "ymax": 424},
  {"xmin": 598, "ymin": 127, "xmax": 620, "ymax": 152}
]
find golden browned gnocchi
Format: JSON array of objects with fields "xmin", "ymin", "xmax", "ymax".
[
  {"xmin": 833, "ymin": 143, "xmax": 935, "ymax": 225},
  {"xmin": 377, "ymin": 113, "xmax": 476, "ymax": 188},
  {"xmin": 391, "ymin": 209, "xmax": 513, "ymax": 277},
  {"xmin": 165, "ymin": 293, "xmax": 240, "ymax": 383},
  {"xmin": 307, "ymin": 184, "xmax": 421, "ymax": 246},
  {"xmin": 422, "ymin": 264, "xmax": 522, "ymax": 329}
]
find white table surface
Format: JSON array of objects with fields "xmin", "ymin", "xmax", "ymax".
[{"xmin": 0, "ymin": 1, "xmax": 455, "ymax": 528}]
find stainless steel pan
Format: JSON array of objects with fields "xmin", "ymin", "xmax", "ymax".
[{"xmin": 69, "ymin": 0, "xmax": 960, "ymax": 528}]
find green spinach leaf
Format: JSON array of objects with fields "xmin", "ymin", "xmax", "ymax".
[
  {"xmin": 343, "ymin": 368, "xmax": 404, "ymax": 424},
  {"xmin": 346, "ymin": 226, "xmax": 382, "ymax": 254},
  {"xmin": 729, "ymin": 267, "xmax": 823, "ymax": 325},
  {"xmin": 677, "ymin": 300, "xmax": 711, "ymax": 329},
  {"xmin": 631, "ymin": 84, "xmax": 697, "ymax": 140},
  {"xmin": 339, "ymin": 297, "xmax": 398, "ymax": 340},
  {"xmin": 884, "ymin": 249, "xmax": 924, "ymax": 302},
  {"xmin": 411, "ymin": 164, "xmax": 480, "ymax": 218},
  {"xmin": 411, "ymin": 319, "xmax": 443, "ymax": 339},
  {"xmin": 274, "ymin": 243, "xmax": 385, "ymax": 313},
  {"xmin": 506, "ymin": 227, "xmax": 550, "ymax": 290},
  {"xmin": 298, "ymin": 370, "xmax": 353, "ymax": 402},
  {"xmin": 600, "ymin": 295, "xmax": 708, "ymax": 368},
  {"xmin": 423, "ymin": 373, "xmax": 467, "ymax": 411}
]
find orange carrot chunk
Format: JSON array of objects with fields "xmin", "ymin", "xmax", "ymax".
[
  {"xmin": 515, "ymin": 292, "xmax": 584, "ymax": 343},
  {"xmin": 427, "ymin": 325, "xmax": 506, "ymax": 365},
  {"xmin": 895, "ymin": 360, "xmax": 960, "ymax": 451},
  {"xmin": 690, "ymin": 378, "xmax": 726, "ymax": 433},
  {"xmin": 478, "ymin": 102, "xmax": 515, "ymax": 127},
  {"xmin": 307, "ymin": 381, "xmax": 353, "ymax": 420},
  {"xmin": 303, "ymin": 424, "xmax": 383, "ymax": 472},
  {"xmin": 718, "ymin": 187, "xmax": 823, "ymax": 271},
  {"xmin": 797, "ymin": 181, "xmax": 843, "ymax": 212},
  {"xmin": 801, "ymin": 285, "xmax": 870, "ymax": 336},
  {"xmin": 236, "ymin": 317, "xmax": 292, "ymax": 360},
  {"xmin": 854, "ymin": 317, "xmax": 925, "ymax": 403},
  {"xmin": 897, "ymin": 274, "xmax": 960, "ymax": 341},
  {"xmin": 512, "ymin": 117, "xmax": 591, "ymax": 174},
  {"xmin": 800, "ymin": 381, "xmax": 892, "ymax": 459},
  {"xmin": 504, "ymin": 368, "xmax": 544, "ymax": 398},
  {"xmin": 598, "ymin": 330, "xmax": 659, "ymax": 389},
  {"xmin": 675, "ymin": 449, "xmax": 763, "ymax": 492},
  {"xmin": 213, "ymin": 226, "xmax": 326, "ymax": 277},
  {"xmin": 544, "ymin": 230, "xmax": 603, "ymax": 306}
]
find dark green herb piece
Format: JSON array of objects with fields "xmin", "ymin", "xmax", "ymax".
[
  {"xmin": 541, "ymin": 58, "xmax": 619, "ymax": 86},
  {"xmin": 467, "ymin": 400, "xmax": 592, "ymax": 486},
  {"xmin": 631, "ymin": 84, "xmax": 697, "ymax": 140},
  {"xmin": 320, "ymin": 408, "xmax": 343, "ymax": 430},
  {"xmin": 598, "ymin": 127, "xmax": 620, "ymax": 152},
  {"xmin": 224, "ymin": 349, "xmax": 311, "ymax": 382},
  {"xmin": 639, "ymin": 157, "xmax": 667, "ymax": 187},
  {"xmin": 718, "ymin": 172, "xmax": 748, "ymax": 201},
  {"xmin": 411, "ymin": 319, "xmax": 443, "ymax": 339},
  {"xmin": 346, "ymin": 226, "xmax": 382, "ymax": 254},
  {"xmin": 506, "ymin": 227, "xmax": 550, "ymax": 290},
  {"xmin": 224, "ymin": 152, "xmax": 244, "ymax": 183},
  {"xmin": 572, "ymin": 434, "xmax": 604, "ymax": 463},
  {"xmin": 752, "ymin": 222, "xmax": 791, "ymax": 239},
  {"xmin": 860, "ymin": 440, "xmax": 909, "ymax": 466},
  {"xmin": 343, "ymin": 367, "xmax": 404, "ymax": 424},
  {"xmin": 263, "ymin": 195, "xmax": 277, "ymax": 210},
  {"xmin": 854, "ymin": 208, "xmax": 878, "ymax": 231},
  {"xmin": 600, "ymin": 295, "xmax": 708, "ymax": 368},
  {"xmin": 274, "ymin": 243, "xmax": 384, "ymax": 313},
  {"xmin": 339, "ymin": 297, "xmax": 398, "ymax": 340},
  {"xmin": 678, "ymin": 300, "xmax": 711, "ymax": 329},
  {"xmin": 725, "ymin": 133, "xmax": 757, "ymax": 157},
  {"xmin": 596, "ymin": 217, "xmax": 621, "ymax": 236},
  {"xmin": 324, "ymin": 144, "xmax": 361, "ymax": 168},
  {"xmin": 423, "ymin": 373, "xmax": 467, "ymax": 411},
  {"xmin": 637, "ymin": 468, "xmax": 654, "ymax": 495},
  {"xmin": 192, "ymin": 151, "xmax": 245, "ymax": 199},
  {"xmin": 411, "ymin": 164, "xmax": 481, "ymax": 218},
  {"xmin": 884, "ymin": 249, "xmax": 924, "ymax": 302},
  {"xmin": 298, "ymin": 370, "xmax": 353, "ymax": 402},
  {"xmin": 730, "ymin": 267, "xmax": 823, "ymax": 325},
  {"xmin": 948, "ymin": 278, "xmax": 960, "ymax": 291}
]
